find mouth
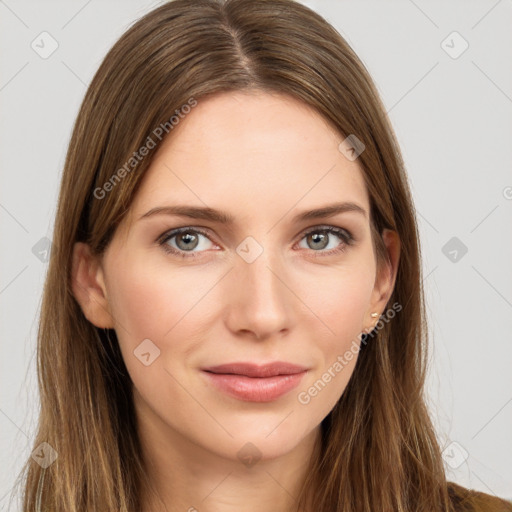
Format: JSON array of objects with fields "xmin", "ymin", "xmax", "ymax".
[{"xmin": 201, "ymin": 362, "xmax": 309, "ymax": 402}]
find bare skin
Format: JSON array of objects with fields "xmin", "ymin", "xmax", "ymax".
[{"xmin": 72, "ymin": 90, "xmax": 400, "ymax": 512}]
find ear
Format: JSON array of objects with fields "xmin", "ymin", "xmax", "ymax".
[
  {"xmin": 71, "ymin": 242, "xmax": 114, "ymax": 329},
  {"xmin": 363, "ymin": 229, "xmax": 400, "ymax": 332}
]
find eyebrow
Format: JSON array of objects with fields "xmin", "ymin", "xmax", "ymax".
[
  {"xmin": 138, "ymin": 201, "xmax": 367, "ymax": 224},
  {"xmin": 138, "ymin": 201, "xmax": 367, "ymax": 225}
]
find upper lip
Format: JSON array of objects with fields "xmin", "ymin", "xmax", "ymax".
[{"xmin": 202, "ymin": 362, "xmax": 309, "ymax": 378}]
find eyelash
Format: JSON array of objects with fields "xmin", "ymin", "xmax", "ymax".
[{"xmin": 157, "ymin": 225, "xmax": 355, "ymax": 260}]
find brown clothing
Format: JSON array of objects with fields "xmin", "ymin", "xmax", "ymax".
[{"xmin": 448, "ymin": 481, "xmax": 512, "ymax": 511}]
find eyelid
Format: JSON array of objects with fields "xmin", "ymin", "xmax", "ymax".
[
  {"xmin": 157, "ymin": 226, "xmax": 219, "ymax": 250},
  {"xmin": 299, "ymin": 224, "xmax": 354, "ymax": 242},
  {"xmin": 157, "ymin": 224, "xmax": 355, "ymax": 258},
  {"xmin": 158, "ymin": 224, "xmax": 354, "ymax": 242}
]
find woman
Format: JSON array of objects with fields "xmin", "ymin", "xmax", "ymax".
[{"xmin": 14, "ymin": 0, "xmax": 512, "ymax": 510}]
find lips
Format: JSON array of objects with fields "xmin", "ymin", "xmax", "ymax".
[
  {"xmin": 201, "ymin": 361, "xmax": 309, "ymax": 378},
  {"xmin": 201, "ymin": 361, "xmax": 309, "ymax": 402}
]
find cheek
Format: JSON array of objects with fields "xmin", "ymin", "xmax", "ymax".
[
  {"xmin": 295, "ymin": 263, "xmax": 375, "ymax": 404},
  {"xmin": 104, "ymin": 254, "xmax": 224, "ymax": 384},
  {"xmin": 104, "ymin": 257, "xmax": 214, "ymax": 410},
  {"xmin": 301, "ymin": 261, "xmax": 375, "ymax": 342},
  {"xmin": 106, "ymin": 254, "xmax": 211, "ymax": 339}
]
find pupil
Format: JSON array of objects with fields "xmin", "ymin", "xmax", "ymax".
[
  {"xmin": 310, "ymin": 232, "xmax": 327, "ymax": 249},
  {"xmin": 179, "ymin": 232, "xmax": 197, "ymax": 250}
]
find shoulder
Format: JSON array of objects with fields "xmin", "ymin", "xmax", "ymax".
[{"xmin": 447, "ymin": 481, "xmax": 512, "ymax": 512}]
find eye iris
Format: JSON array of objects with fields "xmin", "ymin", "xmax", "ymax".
[
  {"xmin": 166, "ymin": 228, "xmax": 343, "ymax": 255},
  {"xmin": 308, "ymin": 231, "xmax": 329, "ymax": 250},
  {"xmin": 176, "ymin": 231, "xmax": 199, "ymax": 251}
]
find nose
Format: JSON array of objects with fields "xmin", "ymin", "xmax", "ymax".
[{"xmin": 224, "ymin": 247, "xmax": 293, "ymax": 341}]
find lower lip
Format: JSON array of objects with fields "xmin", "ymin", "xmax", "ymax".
[{"xmin": 202, "ymin": 370, "xmax": 307, "ymax": 402}]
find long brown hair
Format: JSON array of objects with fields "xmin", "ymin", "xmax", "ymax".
[{"xmin": 12, "ymin": 0, "xmax": 506, "ymax": 510}]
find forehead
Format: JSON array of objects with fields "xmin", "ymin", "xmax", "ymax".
[{"xmin": 128, "ymin": 91, "xmax": 369, "ymax": 225}]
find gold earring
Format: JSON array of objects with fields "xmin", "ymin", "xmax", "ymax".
[{"xmin": 370, "ymin": 312, "xmax": 379, "ymax": 318}]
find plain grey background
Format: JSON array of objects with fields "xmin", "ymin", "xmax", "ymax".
[{"xmin": 1, "ymin": 0, "xmax": 511, "ymax": 508}]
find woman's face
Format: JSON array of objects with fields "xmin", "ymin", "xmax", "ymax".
[{"xmin": 74, "ymin": 91, "xmax": 398, "ymax": 464}]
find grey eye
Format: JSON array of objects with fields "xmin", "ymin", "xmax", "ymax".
[
  {"xmin": 175, "ymin": 231, "xmax": 200, "ymax": 251},
  {"xmin": 305, "ymin": 231, "xmax": 330, "ymax": 250}
]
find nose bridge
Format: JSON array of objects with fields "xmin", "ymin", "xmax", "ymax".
[
  {"xmin": 227, "ymin": 236, "xmax": 292, "ymax": 337},
  {"xmin": 241, "ymin": 243, "xmax": 282, "ymax": 298}
]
